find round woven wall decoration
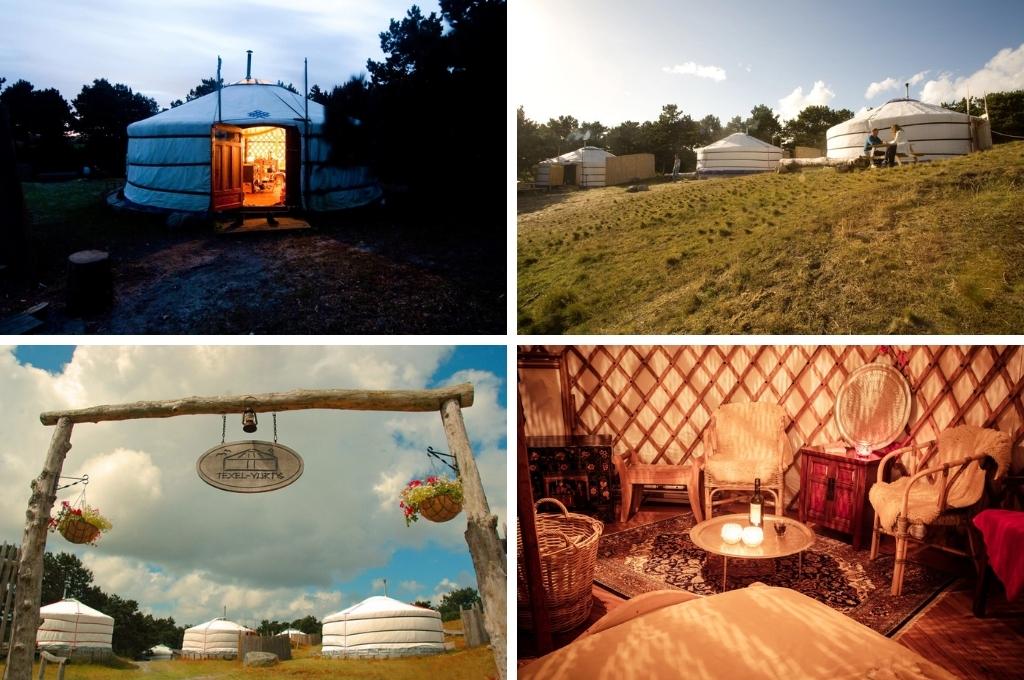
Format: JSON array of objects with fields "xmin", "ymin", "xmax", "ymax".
[{"xmin": 834, "ymin": 362, "xmax": 912, "ymax": 450}]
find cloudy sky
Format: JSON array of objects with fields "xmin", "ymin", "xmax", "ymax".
[
  {"xmin": 0, "ymin": 0, "xmax": 441, "ymax": 109},
  {"xmin": 0, "ymin": 345, "xmax": 505, "ymax": 628},
  {"xmin": 511, "ymin": 0, "xmax": 1024, "ymax": 124}
]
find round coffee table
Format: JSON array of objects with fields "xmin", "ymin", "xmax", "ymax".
[{"xmin": 689, "ymin": 513, "xmax": 815, "ymax": 591}]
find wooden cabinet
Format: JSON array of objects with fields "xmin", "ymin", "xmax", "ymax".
[
  {"xmin": 799, "ymin": 447, "xmax": 881, "ymax": 549},
  {"xmin": 526, "ymin": 435, "xmax": 616, "ymax": 522}
]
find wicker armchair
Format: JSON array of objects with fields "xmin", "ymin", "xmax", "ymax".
[
  {"xmin": 612, "ymin": 451, "xmax": 702, "ymax": 523},
  {"xmin": 700, "ymin": 402, "xmax": 793, "ymax": 519},
  {"xmin": 868, "ymin": 425, "xmax": 1011, "ymax": 596}
]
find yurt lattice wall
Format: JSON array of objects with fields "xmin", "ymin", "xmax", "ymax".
[{"xmin": 556, "ymin": 346, "xmax": 1024, "ymax": 472}]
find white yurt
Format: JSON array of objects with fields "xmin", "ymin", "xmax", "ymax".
[
  {"xmin": 147, "ymin": 643, "xmax": 174, "ymax": 660},
  {"xmin": 826, "ymin": 98, "xmax": 993, "ymax": 162},
  {"xmin": 536, "ymin": 146, "xmax": 615, "ymax": 188},
  {"xmin": 36, "ymin": 598, "xmax": 114, "ymax": 661},
  {"xmin": 181, "ymin": 618, "xmax": 252, "ymax": 658},
  {"xmin": 322, "ymin": 596, "xmax": 444, "ymax": 658},
  {"xmin": 696, "ymin": 133, "xmax": 784, "ymax": 175},
  {"xmin": 124, "ymin": 69, "xmax": 381, "ymax": 213}
]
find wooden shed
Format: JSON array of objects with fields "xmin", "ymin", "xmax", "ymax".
[{"xmin": 518, "ymin": 344, "xmax": 1024, "ymax": 679}]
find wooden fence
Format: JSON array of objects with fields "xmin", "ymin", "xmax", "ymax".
[
  {"xmin": 281, "ymin": 632, "xmax": 320, "ymax": 647},
  {"xmin": 459, "ymin": 602, "xmax": 489, "ymax": 648},
  {"xmin": 238, "ymin": 632, "xmax": 291, "ymax": 661},
  {"xmin": 1, "ymin": 542, "xmax": 19, "ymax": 656},
  {"xmin": 605, "ymin": 154, "xmax": 656, "ymax": 185}
]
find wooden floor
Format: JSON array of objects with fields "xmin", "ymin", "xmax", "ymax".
[{"xmin": 519, "ymin": 502, "xmax": 1024, "ymax": 678}]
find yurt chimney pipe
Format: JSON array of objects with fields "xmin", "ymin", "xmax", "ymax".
[
  {"xmin": 246, "ymin": 50, "xmax": 253, "ymax": 80},
  {"xmin": 216, "ymin": 56, "xmax": 222, "ymax": 123},
  {"xmin": 905, "ymin": 82, "xmax": 909, "ymax": 99}
]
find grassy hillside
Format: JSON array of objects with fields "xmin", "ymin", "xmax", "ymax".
[{"xmin": 517, "ymin": 142, "xmax": 1024, "ymax": 334}]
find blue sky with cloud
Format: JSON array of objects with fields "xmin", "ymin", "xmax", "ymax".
[
  {"xmin": 1, "ymin": 346, "xmax": 505, "ymax": 626},
  {"xmin": 0, "ymin": 0, "xmax": 442, "ymax": 109},
  {"xmin": 511, "ymin": 0, "xmax": 1024, "ymax": 124}
]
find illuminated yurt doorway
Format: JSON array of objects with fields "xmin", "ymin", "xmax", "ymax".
[{"xmin": 211, "ymin": 124, "xmax": 300, "ymax": 211}]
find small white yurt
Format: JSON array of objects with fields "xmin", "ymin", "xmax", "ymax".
[
  {"xmin": 36, "ymin": 598, "xmax": 113, "ymax": 660},
  {"xmin": 696, "ymin": 133, "xmax": 784, "ymax": 175},
  {"xmin": 278, "ymin": 628, "xmax": 305, "ymax": 638},
  {"xmin": 181, "ymin": 618, "xmax": 252, "ymax": 658},
  {"xmin": 536, "ymin": 146, "xmax": 615, "ymax": 188},
  {"xmin": 147, "ymin": 643, "xmax": 174, "ymax": 660},
  {"xmin": 322, "ymin": 596, "xmax": 444, "ymax": 658},
  {"xmin": 124, "ymin": 61, "xmax": 381, "ymax": 214},
  {"xmin": 826, "ymin": 98, "xmax": 993, "ymax": 162}
]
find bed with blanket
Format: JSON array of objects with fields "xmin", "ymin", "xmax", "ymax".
[{"xmin": 520, "ymin": 585, "xmax": 956, "ymax": 680}]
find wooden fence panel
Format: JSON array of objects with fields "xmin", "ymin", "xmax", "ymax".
[
  {"xmin": 238, "ymin": 633, "xmax": 291, "ymax": 661},
  {"xmin": 1, "ymin": 542, "xmax": 19, "ymax": 655},
  {"xmin": 605, "ymin": 154, "xmax": 656, "ymax": 185},
  {"xmin": 460, "ymin": 602, "xmax": 490, "ymax": 648}
]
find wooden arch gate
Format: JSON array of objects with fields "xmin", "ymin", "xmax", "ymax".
[{"xmin": 3, "ymin": 385, "xmax": 507, "ymax": 680}]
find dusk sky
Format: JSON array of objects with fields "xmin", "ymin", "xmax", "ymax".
[
  {"xmin": 1, "ymin": 346, "xmax": 506, "ymax": 627},
  {"xmin": 0, "ymin": 0, "xmax": 442, "ymax": 109},
  {"xmin": 511, "ymin": 0, "xmax": 1024, "ymax": 125}
]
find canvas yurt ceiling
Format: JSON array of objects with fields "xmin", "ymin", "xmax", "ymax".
[
  {"xmin": 826, "ymin": 98, "xmax": 993, "ymax": 162},
  {"xmin": 181, "ymin": 618, "xmax": 252, "ymax": 657},
  {"xmin": 36, "ymin": 598, "xmax": 113, "ymax": 654},
  {"xmin": 124, "ymin": 82, "xmax": 381, "ymax": 213},
  {"xmin": 519, "ymin": 345, "xmax": 1024, "ymax": 504},
  {"xmin": 322, "ymin": 596, "xmax": 444, "ymax": 657},
  {"xmin": 695, "ymin": 133, "xmax": 783, "ymax": 174}
]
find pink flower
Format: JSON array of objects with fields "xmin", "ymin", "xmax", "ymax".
[{"xmin": 426, "ymin": 476, "xmax": 438, "ymax": 484}]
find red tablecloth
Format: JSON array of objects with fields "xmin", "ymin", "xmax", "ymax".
[{"xmin": 973, "ymin": 509, "xmax": 1024, "ymax": 601}]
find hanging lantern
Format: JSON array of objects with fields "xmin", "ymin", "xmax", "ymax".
[{"xmin": 242, "ymin": 408, "xmax": 258, "ymax": 433}]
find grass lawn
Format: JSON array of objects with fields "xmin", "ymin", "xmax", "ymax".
[
  {"xmin": 0, "ymin": 646, "xmax": 496, "ymax": 679},
  {"xmin": 517, "ymin": 141, "xmax": 1024, "ymax": 334}
]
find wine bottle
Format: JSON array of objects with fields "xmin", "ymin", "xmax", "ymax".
[{"xmin": 749, "ymin": 478, "xmax": 763, "ymax": 527}]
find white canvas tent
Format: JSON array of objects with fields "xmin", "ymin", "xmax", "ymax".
[
  {"xmin": 322, "ymin": 595, "xmax": 444, "ymax": 658},
  {"xmin": 536, "ymin": 146, "xmax": 615, "ymax": 187},
  {"xmin": 124, "ymin": 81, "xmax": 382, "ymax": 213},
  {"xmin": 278, "ymin": 628, "xmax": 305, "ymax": 638},
  {"xmin": 36, "ymin": 598, "xmax": 113, "ymax": 658},
  {"xmin": 181, "ymin": 618, "xmax": 252, "ymax": 658},
  {"xmin": 826, "ymin": 98, "xmax": 992, "ymax": 162},
  {"xmin": 696, "ymin": 133, "xmax": 783, "ymax": 175},
  {"xmin": 147, "ymin": 644, "xmax": 174, "ymax": 660}
]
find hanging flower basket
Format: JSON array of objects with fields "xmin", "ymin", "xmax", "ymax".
[
  {"xmin": 400, "ymin": 476, "xmax": 463, "ymax": 526},
  {"xmin": 49, "ymin": 501, "xmax": 112, "ymax": 546}
]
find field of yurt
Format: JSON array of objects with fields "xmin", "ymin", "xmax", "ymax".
[
  {"xmin": 180, "ymin": 618, "xmax": 253, "ymax": 659},
  {"xmin": 696, "ymin": 132, "xmax": 784, "ymax": 175},
  {"xmin": 35, "ymin": 599, "xmax": 114, "ymax": 662},
  {"xmin": 322, "ymin": 596, "xmax": 446, "ymax": 658}
]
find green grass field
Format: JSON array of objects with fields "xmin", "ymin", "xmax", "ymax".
[
  {"xmin": 0, "ymin": 645, "xmax": 496, "ymax": 680},
  {"xmin": 517, "ymin": 142, "xmax": 1024, "ymax": 334}
]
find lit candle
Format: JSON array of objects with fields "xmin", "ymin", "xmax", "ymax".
[
  {"xmin": 720, "ymin": 523, "xmax": 743, "ymax": 544},
  {"xmin": 742, "ymin": 526, "xmax": 764, "ymax": 547}
]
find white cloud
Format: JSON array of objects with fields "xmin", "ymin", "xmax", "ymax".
[
  {"xmin": 662, "ymin": 61, "xmax": 726, "ymax": 82},
  {"xmin": 778, "ymin": 80, "xmax": 836, "ymax": 120},
  {"xmin": 400, "ymin": 580, "xmax": 424, "ymax": 593},
  {"xmin": 908, "ymin": 70, "xmax": 929, "ymax": 86},
  {"xmin": 0, "ymin": 346, "xmax": 505, "ymax": 624},
  {"xmin": 865, "ymin": 77, "xmax": 898, "ymax": 99},
  {"xmin": 920, "ymin": 43, "xmax": 1024, "ymax": 103}
]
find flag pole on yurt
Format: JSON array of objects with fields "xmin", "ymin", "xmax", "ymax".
[
  {"xmin": 216, "ymin": 56, "xmax": 222, "ymax": 123},
  {"xmin": 304, "ymin": 57, "xmax": 310, "ymax": 211}
]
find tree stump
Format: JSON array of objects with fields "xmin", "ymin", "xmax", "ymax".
[{"xmin": 66, "ymin": 250, "xmax": 112, "ymax": 314}]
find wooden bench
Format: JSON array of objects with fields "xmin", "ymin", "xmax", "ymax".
[
  {"xmin": 612, "ymin": 451, "xmax": 702, "ymax": 523},
  {"xmin": 864, "ymin": 143, "xmax": 924, "ymax": 167}
]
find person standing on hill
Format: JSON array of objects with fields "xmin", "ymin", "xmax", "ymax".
[
  {"xmin": 885, "ymin": 124, "xmax": 905, "ymax": 167},
  {"xmin": 671, "ymin": 153, "xmax": 681, "ymax": 180}
]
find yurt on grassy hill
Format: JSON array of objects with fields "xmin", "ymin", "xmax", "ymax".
[
  {"xmin": 36, "ymin": 598, "xmax": 113, "ymax": 661},
  {"xmin": 181, "ymin": 618, "xmax": 252, "ymax": 659},
  {"xmin": 536, "ymin": 146, "xmax": 614, "ymax": 188},
  {"xmin": 147, "ymin": 644, "xmax": 174, "ymax": 660},
  {"xmin": 322, "ymin": 596, "xmax": 444, "ymax": 658},
  {"xmin": 695, "ymin": 133, "xmax": 784, "ymax": 175},
  {"xmin": 826, "ymin": 98, "xmax": 993, "ymax": 162},
  {"xmin": 124, "ymin": 75, "xmax": 381, "ymax": 214}
]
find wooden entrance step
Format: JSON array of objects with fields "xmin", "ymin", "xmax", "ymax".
[{"xmin": 215, "ymin": 215, "xmax": 312, "ymax": 234}]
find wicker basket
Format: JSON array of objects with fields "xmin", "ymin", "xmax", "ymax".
[
  {"xmin": 419, "ymin": 494, "xmax": 462, "ymax": 523},
  {"xmin": 59, "ymin": 517, "xmax": 100, "ymax": 544},
  {"xmin": 517, "ymin": 498, "xmax": 603, "ymax": 632}
]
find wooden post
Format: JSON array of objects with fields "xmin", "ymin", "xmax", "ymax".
[
  {"xmin": 439, "ymin": 398, "xmax": 506, "ymax": 680},
  {"xmin": 516, "ymin": 396, "xmax": 552, "ymax": 654},
  {"xmin": 5, "ymin": 418, "xmax": 73, "ymax": 680}
]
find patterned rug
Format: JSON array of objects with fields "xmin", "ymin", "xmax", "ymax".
[{"xmin": 595, "ymin": 513, "xmax": 957, "ymax": 636}]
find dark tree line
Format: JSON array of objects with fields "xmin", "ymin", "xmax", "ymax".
[
  {"xmin": 254, "ymin": 614, "xmax": 321, "ymax": 636},
  {"xmin": 941, "ymin": 90, "xmax": 1024, "ymax": 142},
  {"xmin": 42, "ymin": 552, "xmax": 184, "ymax": 658},
  {"xmin": 321, "ymin": 0, "xmax": 504, "ymax": 215}
]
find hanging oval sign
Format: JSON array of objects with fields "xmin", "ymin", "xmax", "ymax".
[{"xmin": 196, "ymin": 440, "xmax": 303, "ymax": 493}]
